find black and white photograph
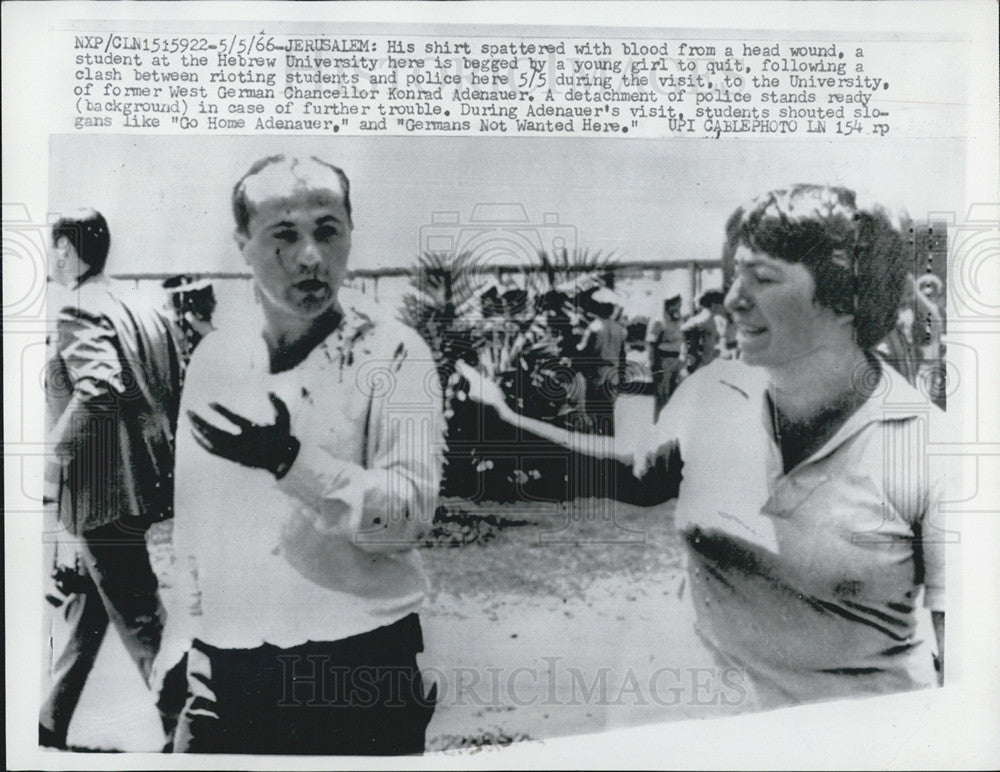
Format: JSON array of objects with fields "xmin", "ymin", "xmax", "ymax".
[{"xmin": 4, "ymin": 2, "xmax": 999, "ymax": 769}]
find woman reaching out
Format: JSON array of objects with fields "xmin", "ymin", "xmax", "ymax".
[{"xmin": 457, "ymin": 184, "xmax": 948, "ymax": 709}]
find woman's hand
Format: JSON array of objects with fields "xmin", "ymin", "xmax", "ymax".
[
  {"xmin": 455, "ymin": 360, "xmax": 508, "ymax": 414},
  {"xmin": 632, "ymin": 449, "xmax": 651, "ymax": 480}
]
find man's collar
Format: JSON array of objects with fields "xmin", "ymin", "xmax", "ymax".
[{"xmin": 264, "ymin": 304, "xmax": 345, "ymax": 374}]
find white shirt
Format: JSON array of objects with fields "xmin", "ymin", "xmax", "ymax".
[
  {"xmin": 637, "ymin": 357, "xmax": 950, "ymax": 706},
  {"xmin": 170, "ymin": 291, "xmax": 445, "ymax": 649}
]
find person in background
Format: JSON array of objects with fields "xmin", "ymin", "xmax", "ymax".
[
  {"xmin": 162, "ymin": 274, "xmax": 217, "ymax": 369},
  {"xmin": 166, "ymin": 155, "xmax": 444, "ymax": 755},
  {"xmin": 646, "ymin": 294, "xmax": 684, "ymax": 420},
  {"xmin": 459, "ymin": 184, "xmax": 946, "ymax": 710},
  {"xmin": 876, "ymin": 277, "xmax": 920, "ymax": 385},
  {"xmin": 914, "ymin": 273, "xmax": 945, "ymax": 358},
  {"xmin": 681, "ymin": 289, "xmax": 728, "ymax": 374},
  {"xmin": 622, "ymin": 314, "xmax": 654, "ymax": 396},
  {"xmin": 575, "ymin": 290, "xmax": 628, "ymax": 435},
  {"xmin": 41, "ymin": 208, "xmax": 183, "ymax": 749},
  {"xmin": 913, "ymin": 273, "xmax": 947, "ymax": 408}
]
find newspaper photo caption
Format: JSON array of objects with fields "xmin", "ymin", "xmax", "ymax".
[{"xmin": 61, "ymin": 29, "xmax": 960, "ymax": 138}]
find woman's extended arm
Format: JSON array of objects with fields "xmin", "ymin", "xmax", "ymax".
[{"xmin": 455, "ymin": 360, "xmax": 633, "ymax": 465}]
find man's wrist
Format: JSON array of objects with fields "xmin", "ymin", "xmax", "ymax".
[{"xmin": 271, "ymin": 435, "xmax": 301, "ymax": 479}]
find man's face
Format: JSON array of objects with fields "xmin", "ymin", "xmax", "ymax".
[
  {"xmin": 236, "ymin": 164, "xmax": 352, "ymax": 320},
  {"xmin": 47, "ymin": 235, "xmax": 82, "ymax": 288},
  {"xmin": 724, "ymin": 245, "xmax": 843, "ymax": 368}
]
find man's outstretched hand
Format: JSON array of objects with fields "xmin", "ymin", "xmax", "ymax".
[{"xmin": 188, "ymin": 392, "xmax": 300, "ymax": 478}]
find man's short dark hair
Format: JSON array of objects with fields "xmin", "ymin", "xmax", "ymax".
[
  {"xmin": 51, "ymin": 208, "xmax": 110, "ymax": 283},
  {"xmin": 664, "ymin": 294, "xmax": 681, "ymax": 309},
  {"xmin": 698, "ymin": 290, "xmax": 725, "ymax": 310},
  {"xmin": 722, "ymin": 184, "xmax": 908, "ymax": 350},
  {"xmin": 231, "ymin": 155, "xmax": 353, "ymax": 236}
]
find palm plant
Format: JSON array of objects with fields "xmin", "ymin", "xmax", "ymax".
[
  {"xmin": 399, "ymin": 251, "xmax": 482, "ymax": 395},
  {"xmin": 529, "ymin": 247, "xmax": 617, "ymax": 299}
]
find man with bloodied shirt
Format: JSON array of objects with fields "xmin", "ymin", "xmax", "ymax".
[{"xmin": 167, "ymin": 155, "xmax": 444, "ymax": 754}]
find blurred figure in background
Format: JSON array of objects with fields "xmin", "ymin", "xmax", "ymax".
[
  {"xmin": 646, "ymin": 294, "xmax": 684, "ymax": 420},
  {"xmin": 622, "ymin": 314, "xmax": 654, "ymax": 396},
  {"xmin": 575, "ymin": 289, "xmax": 628, "ymax": 435},
  {"xmin": 41, "ymin": 208, "xmax": 182, "ymax": 749},
  {"xmin": 681, "ymin": 289, "xmax": 728, "ymax": 374},
  {"xmin": 913, "ymin": 273, "xmax": 947, "ymax": 408},
  {"xmin": 914, "ymin": 273, "xmax": 945, "ymax": 352},
  {"xmin": 876, "ymin": 276, "xmax": 920, "ymax": 385},
  {"xmin": 876, "ymin": 272, "xmax": 947, "ymax": 405},
  {"xmin": 162, "ymin": 275, "xmax": 217, "ymax": 369}
]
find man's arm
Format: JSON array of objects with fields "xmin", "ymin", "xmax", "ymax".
[{"xmin": 47, "ymin": 306, "xmax": 122, "ymax": 461}]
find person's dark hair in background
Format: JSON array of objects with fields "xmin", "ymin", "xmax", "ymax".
[
  {"xmin": 163, "ymin": 275, "xmax": 216, "ymax": 321},
  {"xmin": 697, "ymin": 289, "xmax": 726, "ymax": 311},
  {"xmin": 50, "ymin": 209, "xmax": 111, "ymax": 286}
]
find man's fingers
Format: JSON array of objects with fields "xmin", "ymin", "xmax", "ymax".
[
  {"xmin": 188, "ymin": 409, "xmax": 227, "ymax": 435},
  {"xmin": 189, "ymin": 418, "xmax": 241, "ymax": 461},
  {"xmin": 208, "ymin": 402, "xmax": 254, "ymax": 429},
  {"xmin": 190, "ymin": 426, "xmax": 218, "ymax": 455},
  {"xmin": 186, "ymin": 409, "xmax": 215, "ymax": 434},
  {"xmin": 268, "ymin": 392, "xmax": 289, "ymax": 427},
  {"xmin": 188, "ymin": 409, "xmax": 239, "ymax": 445}
]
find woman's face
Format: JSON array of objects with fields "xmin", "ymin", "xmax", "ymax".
[{"xmin": 724, "ymin": 245, "xmax": 843, "ymax": 368}]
